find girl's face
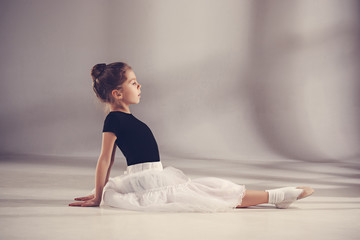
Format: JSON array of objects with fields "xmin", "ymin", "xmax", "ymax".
[{"xmin": 119, "ymin": 70, "xmax": 141, "ymax": 105}]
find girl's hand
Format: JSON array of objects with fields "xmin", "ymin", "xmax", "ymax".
[
  {"xmin": 73, "ymin": 194, "xmax": 95, "ymax": 201},
  {"xmin": 68, "ymin": 197, "xmax": 100, "ymax": 207}
]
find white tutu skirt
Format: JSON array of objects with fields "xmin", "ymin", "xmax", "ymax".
[{"xmin": 91, "ymin": 161, "xmax": 246, "ymax": 212}]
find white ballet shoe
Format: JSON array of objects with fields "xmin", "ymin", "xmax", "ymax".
[{"xmin": 266, "ymin": 186, "xmax": 314, "ymax": 209}]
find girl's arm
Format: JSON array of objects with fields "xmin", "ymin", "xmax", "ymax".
[
  {"xmin": 105, "ymin": 143, "xmax": 116, "ymax": 184},
  {"xmin": 74, "ymin": 143, "xmax": 116, "ymax": 200},
  {"xmin": 69, "ymin": 132, "xmax": 117, "ymax": 207},
  {"xmin": 94, "ymin": 132, "xmax": 117, "ymax": 202}
]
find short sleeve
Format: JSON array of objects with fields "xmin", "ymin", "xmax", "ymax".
[{"xmin": 102, "ymin": 114, "xmax": 117, "ymax": 134}]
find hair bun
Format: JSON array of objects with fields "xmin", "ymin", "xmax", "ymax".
[{"xmin": 91, "ymin": 63, "xmax": 107, "ymax": 80}]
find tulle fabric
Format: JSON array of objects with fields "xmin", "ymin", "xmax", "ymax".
[{"xmin": 91, "ymin": 162, "xmax": 246, "ymax": 212}]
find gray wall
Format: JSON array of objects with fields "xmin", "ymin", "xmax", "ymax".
[{"xmin": 0, "ymin": 0, "xmax": 359, "ymax": 162}]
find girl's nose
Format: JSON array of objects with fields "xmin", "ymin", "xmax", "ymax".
[{"xmin": 138, "ymin": 83, "xmax": 141, "ymax": 89}]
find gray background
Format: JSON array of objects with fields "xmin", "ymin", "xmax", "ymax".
[
  {"xmin": 1, "ymin": 2, "xmax": 359, "ymax": 239},
  {"xmin": 1, "ymin": 0, "xmax": 359, "ymax": 163}
]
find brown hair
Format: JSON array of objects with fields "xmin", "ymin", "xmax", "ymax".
[{"xmin": 91, "ymin": 62, "xmax": 132, "ymax": 103}]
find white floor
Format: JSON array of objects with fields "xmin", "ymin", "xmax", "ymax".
[{"xmin": 0, "ymin": 154, "xmax": 359, "ymax": 240}]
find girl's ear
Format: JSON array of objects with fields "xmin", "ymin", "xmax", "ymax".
[{"xmin": 112, "ymin": 89, "xmax": 123, "ymax": 99}]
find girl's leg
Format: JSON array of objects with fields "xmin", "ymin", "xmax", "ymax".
[
  {"xmin": 236, "ymin": 190, "xmax": 269, "ymax": 208},
  {"xmin": 236, "ymin": 186, "xmax": 314, "ymax": 208}
]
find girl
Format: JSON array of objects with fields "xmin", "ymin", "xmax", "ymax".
[{"xmin": 68, "ymin": 62, "xmax": 314, "ymax": 212}]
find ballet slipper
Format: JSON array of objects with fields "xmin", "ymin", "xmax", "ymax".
[
  {"xmin": 296, "ymin": 186, "xmax": 314, "ymax": 199},
  {"xmin": 275, "ymin": 186, "xmax": 314, "ymax": 209}
]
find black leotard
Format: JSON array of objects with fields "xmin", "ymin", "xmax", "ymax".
[{"xmin": 102, "ymin": 111, "xmax": 160, "ymax": 166}]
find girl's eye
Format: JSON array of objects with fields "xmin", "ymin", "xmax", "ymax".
[{"xmin": 132, "ymin": 82, "xmax": 137, "ymax": 85}]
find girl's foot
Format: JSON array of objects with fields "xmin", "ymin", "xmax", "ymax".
[
  {"xmin": 266, "ymin": 186, "xmax": 314, "ymax": 209},
  {"xmin": 296, "ymin": 186, "xmax": 315, "ymax": 200}
]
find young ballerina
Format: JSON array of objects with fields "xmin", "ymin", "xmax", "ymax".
[{"xmin": 68, "ymin": 62, "xmax": 314, "ymax": 212}]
